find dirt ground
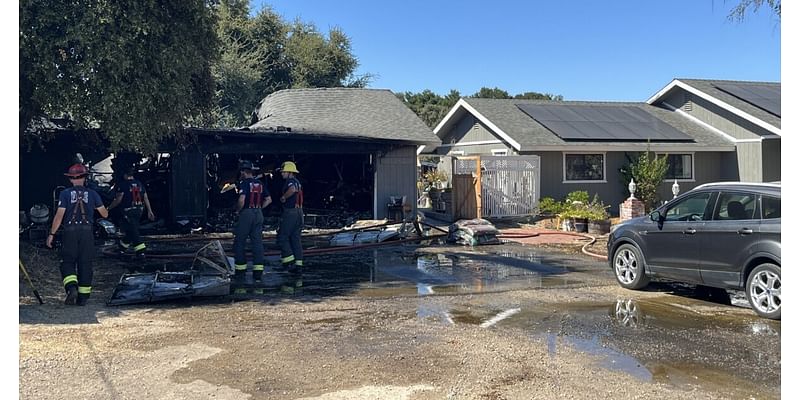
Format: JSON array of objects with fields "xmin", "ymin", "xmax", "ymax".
[{"xmin": 19, "ymin": 234, "xmax": 778, "ymax": 400}]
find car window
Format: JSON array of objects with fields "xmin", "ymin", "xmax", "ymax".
[
  {"xmin": 761, "ymin": 196, "xmax": 780, "ymax": 219},
  {"xmin": 714, "ymin": 192, "xmax": 757, "ymax": 221},
  {"xmin": 664, "ymin": 192, "xmax": 713, "ymax": 222}
]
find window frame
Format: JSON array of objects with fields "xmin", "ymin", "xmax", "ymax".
[
  {"xmin": 491, "ymin": 149, "xmax": 509, "ymax": 156},
  {"xmin": 711, "ymin": 191, "xmax": 759, "ymax": 221},
  {"xmin": 657, "ymin": 152, "xmax": 695, "ymax": 182},
  {"xmin": 562, "ymin": 152, "xmax": 606, "ymax": 183}
]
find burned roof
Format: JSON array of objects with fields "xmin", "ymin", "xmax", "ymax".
[{"xmin": 249, "ymin": 88, "xmax": 440, "ymax": 146}]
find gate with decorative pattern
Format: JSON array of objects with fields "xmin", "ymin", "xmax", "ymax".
[{"xmin": 452, "ymin": 155, "xmax": 540, "ymax": 219}]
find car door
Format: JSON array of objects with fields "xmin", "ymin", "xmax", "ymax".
[
  {"xmin": 641, "ymin": 191, "xmax": 716, "ymax": 283},
  {"xmin": 698, "ymin": 191, "xmax": 759, "ymax": 288}
]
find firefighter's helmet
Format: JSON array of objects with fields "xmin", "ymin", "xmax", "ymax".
[
  {"xmin": 280, "ymin": 161, "xmax": 299, "ymax": 174},
  {"xmin": 64, "ymin": 163, "xmax": 88, "ymax": 178}
]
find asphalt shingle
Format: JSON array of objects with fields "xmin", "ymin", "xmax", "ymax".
[{"xmin": 249, "ymin": 88, "xmax": 440, "ymax": 145}]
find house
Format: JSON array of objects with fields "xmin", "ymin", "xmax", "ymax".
[
  {"xmin": 423, "ymin": 79, "xmax": 780, "ymax": 216},
  {"xmin": 168, "ymin": 88, "xmax": 440, "ymax": 222}
]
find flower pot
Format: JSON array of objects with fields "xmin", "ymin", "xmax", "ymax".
[
  {"xmin": 588, "ymin": 219, "xmax": 611, "ymax": 235},
  {"xmin": 572, "ymin": 218, "xmax": 588, "ymax": 233}
]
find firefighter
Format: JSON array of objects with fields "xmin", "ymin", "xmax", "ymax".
[
  {"xmin": 233, "ymin": 160, "xmax": 271, "ymax": 281},
  {"xmin": 46, "ymin": 163, "xmax": 109, "ymax": 305},
  {"xmin": 277, "ymin": 161, "xmax": 304, "ymax": 269},
  {"xmin": 108, "ymin": 166, "xmax": 155, "ymax": 256}
]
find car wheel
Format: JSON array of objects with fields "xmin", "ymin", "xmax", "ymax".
[
  {"xmin": 613, "ymin": 243, "xmax": 649, "ymax": 290},
  {"xmin": 746, "ymin": 263, "xmax": 781, "ymax": 320}
]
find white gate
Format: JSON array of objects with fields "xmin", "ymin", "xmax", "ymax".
[{"xmin": 453, "ymin": 155, "xmax": 540, "ymax": 218}]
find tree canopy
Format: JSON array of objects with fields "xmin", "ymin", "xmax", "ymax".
[
  {"xmin": 399, "ymin": 87, "xmax": 563, "ymax": 129},
  {"xmin": 20, "ymin": 0, "xmax": 218, "ymax": 152},
  {"xmin": 20, "ymin": 0, "xmax": 369, "ymax": 151}
]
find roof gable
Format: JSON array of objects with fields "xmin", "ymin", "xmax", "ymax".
[{"xmin": 647, "ymin": 79, "xmax": 781, "ymax": 134}]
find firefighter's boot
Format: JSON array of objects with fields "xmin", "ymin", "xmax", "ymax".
[{"xmin": 64, "ymin": 285, "xmax": 78, "ymax": 306}]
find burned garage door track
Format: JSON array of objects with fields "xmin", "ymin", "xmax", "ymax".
[{"xmin": 20, "ymin": 242, "xmax": 780, "ymax": 399}]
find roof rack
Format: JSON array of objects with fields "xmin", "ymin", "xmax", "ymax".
[{"xmin": 694, "ymin": 181, "xmax": 781, "ymax": 190}]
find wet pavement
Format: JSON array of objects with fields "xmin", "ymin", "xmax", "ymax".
[{"xmin": 117, "ymin": 242, "xmax": 780, "ymax": 398}]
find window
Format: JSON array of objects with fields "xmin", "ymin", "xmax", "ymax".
[
  {"xmin": 450, "ymin": 150, "xmax": 465, "ymax": 156},
  {"xmin": 564, "ymin": 153, "xmax": 605, "ymax": 182},
  {"xmin": 491, "ymin": 149, "xmax": 508, "ymax": 156},
  {"xmin": 660, "ymin": 153, "xmax": 693, "ymax": 181},
  {"xmin": 664, "ymin": 192, "xmax": 714, "ymax": 222},
  {"xmin": 713, "ymin": 192, "xmax": 757, "ymax": 221},
  {"xmin": 761, "ymin": 196, "xmax": 780, "ymax": 219}
]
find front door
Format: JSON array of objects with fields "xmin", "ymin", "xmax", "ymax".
[{"xmin": 641, "ymin": 191, "xmax": 716, "ymax": 283}]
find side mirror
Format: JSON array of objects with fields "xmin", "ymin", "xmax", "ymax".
[{"xmin": 649, "ymin": 211, "xmax": 662, "ymax": 222}]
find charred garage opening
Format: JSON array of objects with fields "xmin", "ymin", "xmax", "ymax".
[{"xmin": 21, "ymin": 88, "xmax": 439, "ymax": 233}]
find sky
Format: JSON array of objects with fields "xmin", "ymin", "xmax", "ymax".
[{"xmin": 254, "ymin": 0, "xmax": 781, "ymax": 101}]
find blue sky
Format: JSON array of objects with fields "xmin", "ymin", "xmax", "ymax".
[{"xmin": 253, "ymin": 0, "xmax": 781, "ymax": 101}]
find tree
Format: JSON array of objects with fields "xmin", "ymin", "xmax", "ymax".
[
  {"xmin": 727, "ymin": 0, "xmax": 780, "ymax": 21},
  {"xmin": 209, "ymin": 1, "xmax": 288, "ymax": 127},
  {"xmin": 618, "ymin": 146, "xmax": 669, "ymax": 211},
  {"xmin": 513, "ymin": 92, "xmax": 564, "ymax": 101},
  {"xmin": 284, "ymin": 21, "xmax": 368, "ymax": 89},
  {"xmin": 471, "ymin": 87, "xmax": 511, "ymax": 99},
  {"xmin": 398, "ymin": 89, "xmax": 461, "ymax": 129},
  {"xmin": 20, "ymin": 0, "xmax": 218, "ymax": 152}
]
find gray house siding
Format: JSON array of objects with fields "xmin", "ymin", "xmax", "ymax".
[
  {"xmin": 441, "ymin": 115, "xmax": 498, "ymax": 144},
  {"xmin": 735, "ymin": 142, "xmax": 763, "ymax": 182},
  {"xmin": 761, "ymin": 139, "xmax": 781, "ymax": 182},
  {"xmin": 375, "ymin": 146, "xmax": 417, "ymax": 219}
]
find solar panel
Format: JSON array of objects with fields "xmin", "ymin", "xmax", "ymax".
[
  {"xmin": 516, "ymin": 104, "xmax": 694, "ymax": 142},
  {"xmin": 713, "ymin": 82, "xmax": 781, "ymax": 117}
]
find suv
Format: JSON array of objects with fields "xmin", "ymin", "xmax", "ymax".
[{"xmin": 608, "ymin": 182, "xmax": 781, "ymax": 319}]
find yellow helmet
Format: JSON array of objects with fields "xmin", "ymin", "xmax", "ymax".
[{"xmin": 281, "ymin": 161, "xmax": 299, "ymax": 174}]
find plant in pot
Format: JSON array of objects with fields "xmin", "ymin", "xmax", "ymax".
[
  {"xmin": 586, "ymin": 194, "xmax": 611, "ymax": 234},
  {"xmin": 559, "ymin": 203, "xmax": 590, "ymax": 233}
]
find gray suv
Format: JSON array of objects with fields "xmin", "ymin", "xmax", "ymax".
[{"xmin": 607, "ymin": 182, "xmax": 781, "ymax": 319}]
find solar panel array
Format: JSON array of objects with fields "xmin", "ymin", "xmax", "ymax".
[
  {"xmin": 515, "ymin": 104, "xmax": 694, "ymax": 142},
  {"xmin": 713, "ymin": 82, "xmax": 781, "ymax": 117}
]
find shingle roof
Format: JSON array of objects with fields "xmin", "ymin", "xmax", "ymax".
[
  {"xmin": 459, "ymin": 98, "xmax": 735, "ymax": 151},
  {"xmin": 672, "ymin": 79, "xmax": 780, "ymax": 129},
  {"xmin": 249, "ymin": 88, "xmax": 440, "ymax": 145}
]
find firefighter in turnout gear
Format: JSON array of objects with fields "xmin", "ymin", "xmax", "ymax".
[
  {"xmin": 233, "ymin": 160, "xmax": 271, "ymax": 281},
  {"xmin": 108, "ymin": 166, "xmax": 155, "ymax": 256},
  {"xmin": 46, "ymin": 163, "xmax": 109, "ymax": 305},
  {"xmin": 277, "ymin": 161, "xmax": 304, "ymax": 269}
]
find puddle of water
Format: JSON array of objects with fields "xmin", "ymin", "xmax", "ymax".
[{"xmin": 437, "ymin": 298, "xmax": 780, "ymax": 398}]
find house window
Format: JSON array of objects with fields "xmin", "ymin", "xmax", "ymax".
[
  {"xmin": 660, "ymin": 153, "xmax": 693, "ymax": 181},
  {"xmin": 563, "ymin": 153, "xmax": 605, "ymax": 182},
  {"xmin": 491, "ymin": 149, "xmax": 508, "ymax": 156}
]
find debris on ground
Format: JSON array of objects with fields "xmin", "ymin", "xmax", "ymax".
[{"xmin": 448, "ymin": 218, "xmax": 500, "ymax": 246}]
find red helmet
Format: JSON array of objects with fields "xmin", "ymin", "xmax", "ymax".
[{"xmin": 64, "ymin": 163, "xmax": 88, "ymax": 177}]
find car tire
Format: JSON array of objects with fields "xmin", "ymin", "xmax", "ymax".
[
  {"xmin": 746, "ymin": 263, "xmax": 781, "ymax": 320},
  {"xmin": 613, "ymin": 243, "xmax": 649, "ymax": 290}
]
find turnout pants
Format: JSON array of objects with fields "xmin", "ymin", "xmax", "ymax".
[
  {"xmin": 277, "ymin": 208, "xmax": 304, "ymax": 266},
  {"xmin": 120, "ymin": 206, "xmax": 145, "ymax": 252},
  {"xmin": 60, "ymin": 224, "xmax": 95, "ymax": 298},
  {"xmin": 233, "ymin": 208, "xmax": 265, "ymax": 273}
]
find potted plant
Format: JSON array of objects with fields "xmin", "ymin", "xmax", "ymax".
[{"xmin": 586, "ymin": 195, "xmax": 611, "ymax": 234}]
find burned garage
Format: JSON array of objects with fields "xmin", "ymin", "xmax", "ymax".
[{"xmin": 20, "ymin": 88, "xmax": 440, "ymax": 233}]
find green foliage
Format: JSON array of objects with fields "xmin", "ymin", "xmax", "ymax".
[
  {"xmin": 20, "ymin": 0, "xmax": 218, "ymax": 152},
  {"xmin": 538, "ymin": 197, "xmax": 566, "ymax": 215},
  {"xmin": 400, "ymin": 87, "xmax": 562, "ymax": 129},
  {"xmin": 728, "ymin": 0, "xmax": 780, "ymax": 21},
  {"xmin": 619, "ymin": 146, "xmax": 668, "ymax": 211},
  {"xmin": 566, "ymin": 190, "xmax": 589, "ymax": 205},
  {"xmin": 540, "ymin": 191, "xmax": 608, "ymax": 221},
  {"xmin": 398, "ymin": 89, "xmax": 461, "ymax": 129}
]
